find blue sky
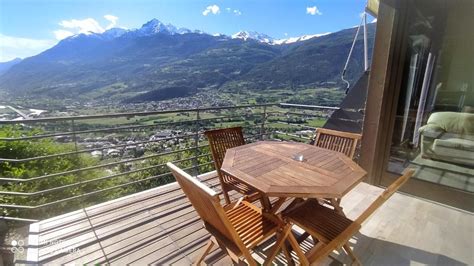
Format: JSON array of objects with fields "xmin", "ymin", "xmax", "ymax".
[{"xmin": 0, "ymin": 0, "xmax": 373, "ymax": 62}]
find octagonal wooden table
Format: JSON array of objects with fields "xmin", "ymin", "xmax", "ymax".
[{"xmin": 221, "ymin": 141, "xmax": 367, "ymax": 212}]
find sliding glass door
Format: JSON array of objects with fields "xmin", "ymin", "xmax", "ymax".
[{"xmin": 383, "ymin": 0, "xmax": 473, "ymax": 208}]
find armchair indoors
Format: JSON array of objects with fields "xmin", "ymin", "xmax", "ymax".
[{"xmin": 419, "ymin": 112, "xmax": 474, "ymax": 167}]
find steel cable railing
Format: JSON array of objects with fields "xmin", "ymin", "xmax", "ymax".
[{"xmin": 0, "ymin": 103, "xmax": 339, "ymax": 221}]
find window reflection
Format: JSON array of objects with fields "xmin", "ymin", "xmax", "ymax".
[{"xmin": 387, "ymin": 0, "xmax": 474, "ymax": 192}]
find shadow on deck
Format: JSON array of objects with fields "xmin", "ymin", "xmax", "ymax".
[{"xmin": 21, "ymin": 171, "xmax": 473, "ymax": 265}]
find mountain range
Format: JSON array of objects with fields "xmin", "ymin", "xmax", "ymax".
[
  {"xmin": 0, "ymin": 58, "xmax": 22, "ymax": 76},
  {"xmin": 0, "ymin": 19, "xmax": 375, "ymax": 102}
]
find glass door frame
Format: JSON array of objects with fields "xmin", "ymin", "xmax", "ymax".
[{"xmin": 361, "ymin": 0, "xmax": 474, "ymax": 211}]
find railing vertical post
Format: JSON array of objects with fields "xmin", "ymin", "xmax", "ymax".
[
  {"xmin": 70, "ymin": 118, "xmax": 83, "ymax": 186},
  {"xmin": 193, "ymin": 109, "xmax": 201, "ymax": 175},
  {"xmin": 260, "ymin": 105, "xmax": 267, "ymax": 140},
  {"xmin": 71, "ymin": 119, "xmax": 78, "ymax": 152}
]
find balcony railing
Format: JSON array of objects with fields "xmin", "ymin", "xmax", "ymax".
[{"xmin": 0, "ymin": 103, "xmax": 344, "ymax": 222}]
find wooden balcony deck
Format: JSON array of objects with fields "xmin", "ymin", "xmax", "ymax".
[{"xmin": 22, "ymin": 171, "xmax": 473, "ymax": 265}]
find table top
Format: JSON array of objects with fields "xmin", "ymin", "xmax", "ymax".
[{"xmin": 221, "ymin": 141, "xmax": 367, "ymax": 198}]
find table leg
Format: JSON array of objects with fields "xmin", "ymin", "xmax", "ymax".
[
  {"xmin": 261, "ymin": 196, "xmax": 272, "ymax": 211},
  {"xmin": 281, "ymin": 198, "xmax": 305, "ymax": 214},
  {"xmin": 330, "ymin": 198, "xmax": 346, "ymax": 217},
  {"xmin": 269, "ymin": 197, "xmax": 287, "ymax": 214}
]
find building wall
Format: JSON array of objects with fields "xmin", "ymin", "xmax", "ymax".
[{"xmin": 439, "ymin": 3, "xmax": 474, "ymax": 109}]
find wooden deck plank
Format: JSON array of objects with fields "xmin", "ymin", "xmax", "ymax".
[
  {"xmin": 25, "ymin": 172, "xmax": 473, "ymax": 265},
  {"xmin": 40, "ymin": 242, "xmax": 107, "ymax": 265}
]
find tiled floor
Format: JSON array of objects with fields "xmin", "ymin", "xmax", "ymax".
[
  {"xmin": 22, "ymin": 171, "xmax": 473, "ymax": 265},
  {"xmin": 388, "ymin": 155, "xmax": 474, "ymax": 193}
]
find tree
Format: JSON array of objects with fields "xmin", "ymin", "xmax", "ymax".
[{"xmin": 0, "ymin": 126, "xmax": 113, "ymax": 219}]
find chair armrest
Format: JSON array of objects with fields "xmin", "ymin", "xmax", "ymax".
[{"xmin": 418, "ymin": 124, "xmax": 445, "ymax": 138}]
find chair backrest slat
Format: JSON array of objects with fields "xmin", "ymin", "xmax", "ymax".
[
  {"xmin": 205, "ymin": 127, "xmax": 245, "ymax": 182},
  {"xmin": 167, "ymin": 162, "xmax": 241, "ymax": 244},
  {"xmin": 355, "ymin": 169, "xmax": 415, "ymax": 224},
  {"xmin": 313, "ymin": 128, "xmax": 362, "ymax": 159}
]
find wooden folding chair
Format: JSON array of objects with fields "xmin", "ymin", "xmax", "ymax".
[
  {"xmin": 283, "ymin": 169, "xmax": 415, "ymax": 265},
  {"xmin": 167, "ymin": 162, "xmax": 291, "ymax": 266},
  {"xmin": 311, "ymin": 128, "xmax": 363, "ymax": 215},
  {"xmin": 204, "ymin": 127, "xmax": 262, "ymax": 205},
  {"xmin": 312, "ymin": 128, "xmax": 362, "ymax": 159}
]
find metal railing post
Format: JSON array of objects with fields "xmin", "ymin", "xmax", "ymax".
[
  {"xmin": 260, "ymin": 106, "xmax": 267, "ymax": 140},
  {"xmin": 193, "ymin": 109, "xmax": 201, "ymax": 175},
  {"xmin": 70, "ymin": 118, "xmax": 84, "ymax": 187},
  {"xmin": 71, "ymin": 119, "xmax": 78, "ymax": 152}
]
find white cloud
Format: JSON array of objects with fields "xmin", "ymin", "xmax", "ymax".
[
  {"xmin": 53, "ymin": 30, "xmax": 74, "ymax": 40},
  {"xmin": 0, "ymin": 34, "xmax": 56, "ymax": 61},
  {"xmin": 306, "ymin": 6, "xmax": 322, "ymax": 16},
  {"xmin": 104, "ymin": 14, "xmax": 119, "ymax": 29},
  {"xmin": 0, "ymin": 14, "xmax": 122, "ymax": 61},
  {"xmin": 59, "ymin": 18, "xmax": 105, "ymax": 34},
  {"xmin": 202, "ymin": 5, "xmax": 220, "ymax": 16},
  {"xmin": 371, "ymin": 18, "xmax": 378, "ymax": 23},
  {"xmin": 54, "ymin": 15, "xmax": 121, "ymax": 40},
  {"xmin": 224, "ymin": 7, "xmax": 241, "ymax": 16}
]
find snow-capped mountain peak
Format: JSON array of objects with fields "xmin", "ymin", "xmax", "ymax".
[
  {"xmin": 138, "ymin": 19, "xmax": 172, "ymax": 35},
  {"xmin": 136, "ymin": 19, "xmax": 192, "ymax": 36},
  {"xmin": 232, "ymin": 31, "xmax": 274, "ymax": 44},
  {"xmin": 231, "ymin": 30, "xmax": 332, "ymax": 45},
  {"xmin": 101, "ymin": 28, "xmax": 128, "ymax": 39},
  {"xmin": 59, "ymin": 18, "xmax": 332, "ymax": 46},
  {"xmin": 273, "ymin": 32, "xmax": 332, "ymax": 45},
  {"xmin": 59, "ymin": 18, "xmax": 200, "ymax": 43}
]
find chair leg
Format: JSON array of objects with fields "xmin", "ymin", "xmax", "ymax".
[
  {"xmin": 242, "ymin": 249, "xmax": 257, "ymax": 266},
  {"xmin": 287, "ymin": 231, "xmax": 310, "ymax": 266},
  {"xmin": 222, "ymin": 189, "xmax": 232, "ymax": 205},
  {"xmin": 195, "ymin": 238, "xmax": 215, "ymax": 265},
  {"xmin": 342, "ymin": 244, "xmax": 361, "ymax": 265},
  {"xmin": 264, "ymin": 226, "xmax": 291, "ymax": 266},
  {"xmin": 282, "ymin": 241, "xmax": 295, "ymax": 266}
]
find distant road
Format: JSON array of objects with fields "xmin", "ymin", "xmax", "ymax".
[{"xmin": 7, "ymin": 105, "xmax": 29, "ymax": 119}]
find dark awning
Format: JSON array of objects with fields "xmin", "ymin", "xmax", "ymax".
[{"xmin": 323, "ymin": 71, "xmax": 369, "ymax": 134}]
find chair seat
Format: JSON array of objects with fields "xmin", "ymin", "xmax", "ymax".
[
  {"xmin": 280, "ymin": 170, "xmax": 414, "ymax": 265},
  {"xmin": 225, "ymin": 202, "xmax": 279, "ymax": 248},
  {"xmin": 284, "ymin": 199, "xmax": 353, "ymax": 242}
]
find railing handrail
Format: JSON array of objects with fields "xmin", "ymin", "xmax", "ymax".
[
  {"xmin": 0, "ymin": 103, "xmax": 277, "ymax": 124},
  {"xmin": 0, "ymin": 114, "xmax": 261, "ymax": 142},
  {"xmin": 279, "ymin": 103, "xmax": 340, "ymax": 110},
  {"xmin": 0, "ymin": 102, "xmax": 342, "ymax": 124}
]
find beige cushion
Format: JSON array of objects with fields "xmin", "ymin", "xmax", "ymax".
[
  {"xmin": 427, "ymin": 112, "xmax": 474, "ymax": 135},
  {"xmin": 419, "ymin": 124, "xmax": 445, "ymax": 138},
  {"xmin": 434, "ymin": 138, "xmax": 474, "ymax": 152}
]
